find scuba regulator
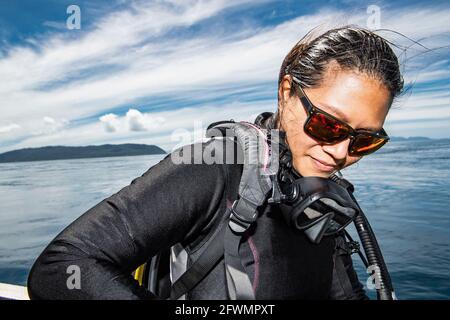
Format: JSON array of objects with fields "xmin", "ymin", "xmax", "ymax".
[{"xmin": 272, "ymin": 133, "xmax": 396, "ymax": 300}]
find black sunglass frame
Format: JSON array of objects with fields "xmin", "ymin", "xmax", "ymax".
[{"xmin": 291, "ymin": 76, "xmax": 390, "ymax": 156}]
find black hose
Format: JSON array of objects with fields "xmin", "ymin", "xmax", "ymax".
[
  {"xmin": 314, "ymin": 174, "xmax": 395, "ymax": 299},
  {"xmin": 353, "ymin": 209, "xmax": 395, "ymax": 300}
]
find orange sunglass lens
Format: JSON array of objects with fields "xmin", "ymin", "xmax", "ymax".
[
  {"xmin": 306, "ymin": 113, "xmax": 349, "ymax": 142},
  {"xmin": 350, "ymin": 135, "xmax": 386, "ymax": 155}
]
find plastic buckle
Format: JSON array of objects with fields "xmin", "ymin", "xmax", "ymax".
[
  {"xmin": 228, "ymin": 200, "xmax": 254, "ymax": 234},
  {"xmin": 348, "ymin": 241, "xmax": 361, "ymax": 255},
  {"xmin": 268, "ymin": 174, "xmax": 286, "ymax": 204}
]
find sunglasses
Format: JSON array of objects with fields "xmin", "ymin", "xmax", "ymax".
[{"xmin": 291, "ymin": 76, "xmax": 389, "ymax": 157}]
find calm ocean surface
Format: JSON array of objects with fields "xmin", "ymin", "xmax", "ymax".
[{"xmin": 0, "ymin": 139, "xmax": 449, "ymax": 299}]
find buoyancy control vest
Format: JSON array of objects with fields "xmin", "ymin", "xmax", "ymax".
[{"xmin": 136, "ymin": 114, "xmax": 395, "ymax": 300}]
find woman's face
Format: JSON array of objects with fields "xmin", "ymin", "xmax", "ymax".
[{"xmin": 278, "ymin": 64, "xmax": 392, "ymax": 178}]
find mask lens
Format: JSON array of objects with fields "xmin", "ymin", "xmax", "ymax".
[
  {"xmin": 305, "ymin": 112, "xmax": 349, "ymax": 143},
  {"xmin": 318, "ymin": 198, "xmax": 355, "ymax": 234},
  {"xmin": 350, "ymin": 134, "xmax": 387, "ymax": 156},
  {"xmin": 294, "ymin": 203, "xmax": 326, "ymax": 229},
  {"xmin": 295, "ymin": 197, "xmax": 356, "ymax": 236}
]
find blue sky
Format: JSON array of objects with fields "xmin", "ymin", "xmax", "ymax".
[{"xmin": 0, "ymin": 0, "xmax": 449, "ymax": 153}]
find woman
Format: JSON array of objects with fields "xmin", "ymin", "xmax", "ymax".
[{"xmin": 27, "ymin": 25, "xmax": 403, "ymax": 300}]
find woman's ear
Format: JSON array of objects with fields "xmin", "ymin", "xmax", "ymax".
[
  {"xmin": 277, "ymin": 75, "xmax": 293, "ymax": 131},
  {"xmin": 278, "ymin": 75, "xmax": 293, "ymax": 112}
]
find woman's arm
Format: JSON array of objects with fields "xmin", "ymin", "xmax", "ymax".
[{"xmin": 27, "ymin": 147, "xmax": 228, "ymax": 300}]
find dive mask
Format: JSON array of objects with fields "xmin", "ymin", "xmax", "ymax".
[{"xmin": 278, "ymin": 174, "xmax": 360, "ymax": 244}]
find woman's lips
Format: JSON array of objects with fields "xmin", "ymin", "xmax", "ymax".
[{"xmin": 310, "ymin": 156, "xmax": 336, "ymax": 172}]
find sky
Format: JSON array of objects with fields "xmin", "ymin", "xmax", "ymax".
[{"xmin": 0, "ymin": 0, "xmax": 449, "ymax": 154}]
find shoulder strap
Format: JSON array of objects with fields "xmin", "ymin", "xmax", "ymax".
[
  {"xmin": 168, "ymin": 137, "xmax": 237, "ymax": 300},
  {"xmin": 169, "ymin": 121, "xmax": 281, "ymax": 300},
  {"xmin": 169, "ymin": 219, "xmax": 228, "ymax": 300},
  {"xmin": 208, "ymin": 121, "xmax": 281, "ymax": 300}
]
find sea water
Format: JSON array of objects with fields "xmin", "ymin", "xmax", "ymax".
[{"xmin": 0, "ymin": 139, "xmax": 449, "ymax": 299}]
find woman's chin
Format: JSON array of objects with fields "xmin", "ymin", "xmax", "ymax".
[
  {"xmin": 292, "ymin": 158, "xmax": 332, "ymax": 178},
  {"xmin": 293, "ymin": 163, "xmax": 331, "ymax": 178}
]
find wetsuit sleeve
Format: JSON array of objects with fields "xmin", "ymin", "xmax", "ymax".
[
  {"xmin": 328, "ymin": 235, "xmax": 369, "ymax": 300},
  {"xmin": 27, "ymin": 150, "xmax": 227, "ymax": 300}
]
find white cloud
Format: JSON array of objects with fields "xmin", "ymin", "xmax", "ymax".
[
  {"xmin": 98, "ymin": 109, "xmax": 166, "ymax": 133},
  {"xmin": 28, "ymin": 116, "xmax": 69, "ymax": 136},
  {"xmin": 99, "ymin": 113, "xmax": 120, "ymax": 132},
  {"xmin": 43, "ymin": 116, "xmax": 56, "ymax": 125},
  {"xmin": 0, "ymin": 123, "xmax": 21, "ymax": 134},
  {"xmin": 42, "ymin": 21, "xmax": 67, "ymax": 30},
  {"xmin": 127, "ymin": 109, "xmax": 148, "ymax": 132},
  {"xmin": 1, "ymin": 0, "xmax": 273, "ymax": 124},
  {"xmin": 126, "ymin": 109, "xmax": 166, "ymax": 132}
]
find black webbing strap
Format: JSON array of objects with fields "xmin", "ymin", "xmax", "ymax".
[
  {"xmin": 223, "ymin": 224, "xmax": 255, "ymax": 300},
  {"xmin": 333, "ymin": 237, "xmax": 356, "ymax": 298},
  {"xmin": 169, "ymin": 219, "xmax": 228, "ymax": 300}
]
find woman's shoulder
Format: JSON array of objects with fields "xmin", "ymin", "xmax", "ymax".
[{"xmin": 149, "ymin": 139, "xmax": 243, "ymax": 184}]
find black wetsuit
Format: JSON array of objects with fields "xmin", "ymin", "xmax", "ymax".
[{"xmin": 27, "ymin": 116, "xmax": 368, "ymax": 300}]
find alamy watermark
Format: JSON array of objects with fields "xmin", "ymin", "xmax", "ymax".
[
  {"xmin": 169, "ymin": 120, "xmax": 280, "ymax": 174},
  {"xmin": 66, "ymin": 264, "xmax": 81, "ymax": 290},
  {"xmin": 366, "ymin": 264, "xmax": 382, "ymax": 290},
  {"xmin": 66, "ymin": 5, "xmax": 81, "ymax": 30},
  {"xmin": 366, "ymin": 5, "xmax": 381, "ymax": 30}
]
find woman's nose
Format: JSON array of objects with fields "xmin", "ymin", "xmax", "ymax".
[{"xmin": 321, "ymin": 138, "xmax": 351, "ymax": 162}]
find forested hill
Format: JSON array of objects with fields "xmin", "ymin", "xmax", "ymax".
[{"xmin": 0, "ymin": 144, "xmax": 166, "ymax": 163}]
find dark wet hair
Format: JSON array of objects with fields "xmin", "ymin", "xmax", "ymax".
[{"xmin": 279, "ymin": 25, "xmax": 404, "ymax": 100}]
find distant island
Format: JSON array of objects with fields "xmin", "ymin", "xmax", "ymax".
[
  {"xmin": 0, "ymin": 144, "xmax": 166, "ymax": 163},
  {"xmin": 390, "ymin": 136, "xmax": 431, "ymax": 142}
]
